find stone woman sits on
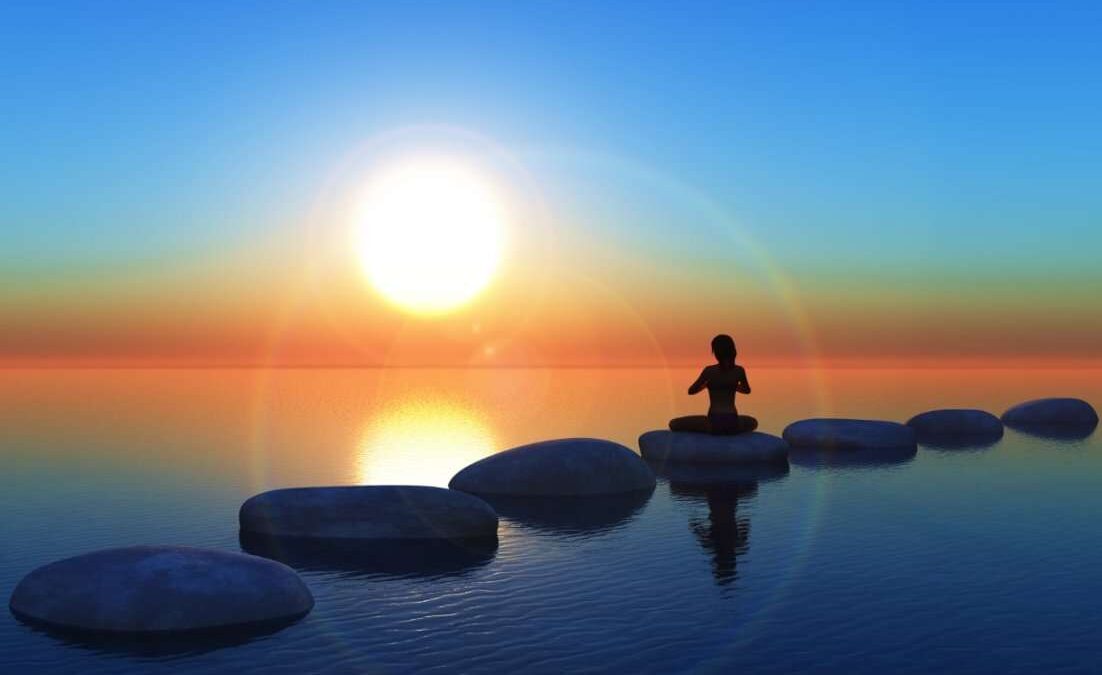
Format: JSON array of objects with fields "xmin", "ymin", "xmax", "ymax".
[{"xmin": 669, "ymin": 335, "xmax": 758, "ymax": 435}]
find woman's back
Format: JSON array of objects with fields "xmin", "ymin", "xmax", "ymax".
[{"xmin": 704, "ymin": 364, "xmax": 746, "ymax": 414}]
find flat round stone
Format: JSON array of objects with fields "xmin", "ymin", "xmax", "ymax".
[
  {"xmin": 906, "ymin": 409, "xmax": 1004, "ymax": 448},
  {"xmin": 449, "ymin": 438, "xmax": 656, "ymax": 496},
  {"xmin": 9, "ymin": 546, "xmax": 313, "ymax": 634},
  {"xmin": 1002, "ymin": 398, "xmax": 1098, "ymax": 437},
  {"xmin": 782, "ymin": 418, "xmax": 917, "ymax": 451},
  {"xmin": 639, "ymin": 430, "xmax": 788, "ymax": 464},
  {"xmin": 239, "ymin": 485, "xmax": 498, "ymax": 540}
]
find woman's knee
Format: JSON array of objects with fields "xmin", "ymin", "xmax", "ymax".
[{"xmin": 669, "ymin": 415, "xmax": 709, "ymax": 433}]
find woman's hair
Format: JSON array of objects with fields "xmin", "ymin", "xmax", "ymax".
[{"xmin": 711, "ymin": 334, "xmax": 737, "ymax": 365}]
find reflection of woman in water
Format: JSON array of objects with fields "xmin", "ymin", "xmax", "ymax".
[
  {"xmin": 669, "ymin": 334, "xmax": 758, "ymax": 435},
  {"xmin": 688, "ymin": 486, "xmax": 753, "ymax": 587}
]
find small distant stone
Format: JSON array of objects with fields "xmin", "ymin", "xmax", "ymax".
[
  {"xmin": 449, "ymin": 438, "xmax": 656, "ymax": 496},
  {"xmin": 782, "ymin": 419, "xmax": 917, "ymax": 451},
  {"xmin": 1002, "ymin": 398, "xmax": 1098, "ymax": 428},
  {"xmin": 239, "ymin": 485, "xmax": 498, "ymax": 541},
  {"xmin": 9, "ymin": 546, "xmax": 313, "ymax": 634},
  {"xmin": 906, "ymin": 409, "xmax": 1004, "ymax": 447},
  {"xmin": 638, "ymin": 430, "xmax": 789, "ymax": 464}
]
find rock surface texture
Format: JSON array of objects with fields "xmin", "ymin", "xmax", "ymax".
[
  {"xmin": 639, "ymin": 430, "xmax": 789, "ymax": 464},
  {"xmin": 449, "ymin": 438, "xmax": 656, "ymax": 496},
  {"xmin": 782, "ymin": 419, "xmax": 917, "ymax": 451},
  {"xmin": 1001, "ymin": 398, "xmax": 1098, "ymax": 436},
  {"xmin": 9, "ymin": 546, "xmax": 314, "ymax": 634},
  {"xmin": 239, "ymin": 485, "xmax": 499, "ymax": 540},
  {"xmin": 906, "ymin": 409, "xmax": 1004, "ymax": 447}
]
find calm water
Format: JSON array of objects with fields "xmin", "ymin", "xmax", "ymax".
[{"xmin": 1, "ymin": 367, "xmax": 1100, "ymax": 674}]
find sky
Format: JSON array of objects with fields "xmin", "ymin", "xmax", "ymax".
[{"xmin": 3, "ymin": 1, "xmax": 1101, "ymax": 366}]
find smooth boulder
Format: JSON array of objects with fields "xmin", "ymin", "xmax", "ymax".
[
  {"xmin": 449, "ymin": 438, "xmax": 656, "ymax": 496},
  {"xmin": 240, "ymin": 485, "xmax": 498, "ymax": 541},
  {"xmin": 783, "ymin": 418, "xmax": 917, "ymax": 451},
  {"xmin": 9, "ymin": 546, "xmax": 313, "ymax": 634},
  {"xmin": 1002, "ymin": 398, "xmax": 1098, "ymax": 438},
  {"xmin": 639, "ymin": 430, "xmax": 788, "ymax": 464},
  {"xmin": 906, "ymin": 409, "xmax": 1004, "ymax": 448}
]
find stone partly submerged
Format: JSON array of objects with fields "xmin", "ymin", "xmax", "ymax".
[
  {"xmin": 9, "ymin": 546, "xmax": 313, "ymax": 635},
  {"xmin": 1001, "ymin": 398, "xmax": 1098, "ymax": 439},
  {"xmin": 239, "ymin": 485, "xmax": 499, "ymax": 541},
  {"xmin": 782, "ymin": 418, "xmax": 917, "ymax": 451},
  {"xmin": 476, "ymin": 490, "xmax": 654, "ymax": 537},
  {"xmin": 638, "ymin": 430, "xmax": 789, "ymax": 465},
  {"xmin": 649, "ymin": 459, "xmax": 790, "ymax": 488},
  {"xmin": 905, "ymin": 409, "xmax": 1004, "ymax": 449},
  {"xmin": 239, "ymin": 530, "xmax": 498, "ymax": 578},
  {"xmin": 449, "ymin": 438, "xmax": 656, "ymax": 496},
  {"xmin": 787, "ymin": 444, "xmax": 917, "ymax": 469}
]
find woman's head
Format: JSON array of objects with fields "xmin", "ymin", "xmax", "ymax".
[{"xmin": 711, "ymin": 334, "xmax": 737, "ymax": 365}]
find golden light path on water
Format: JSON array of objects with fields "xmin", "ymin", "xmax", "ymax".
[{"xmin": 357, "ymin": 394, "xmax": 497, "ymax": 488}]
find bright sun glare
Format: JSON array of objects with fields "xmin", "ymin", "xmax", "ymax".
[{"xmin": 356, "ymin": 158, "xmax": 507, "ymax": 315}]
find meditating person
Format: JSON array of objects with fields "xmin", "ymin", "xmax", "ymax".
[{"xmin": 669, "ymin": 334, "xmax": 758, "ymax": 435}]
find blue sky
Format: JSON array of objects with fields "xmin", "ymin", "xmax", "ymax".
[{"xmin": 3, "ymin": 0, "xmax": 1101, "ymax": 278}]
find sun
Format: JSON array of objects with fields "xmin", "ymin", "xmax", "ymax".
[{"xmin": 356, "ymin": 158, "xmax": 507, "ymax": 315}]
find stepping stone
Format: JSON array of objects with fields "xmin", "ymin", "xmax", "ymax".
[
  {"xmin": 782, "ymin": 418, "xmax": 917, "ymax": 451},
  {"xmin": 906, "ymin": 409, "xmax": 1004, "ymax": 448},
  {"xmin": 1002, "ymin": 398, "xmax": 1098, "ymax": 439},
  {"xmin": 9, "ymin": 546, "xmax": 313, "ymax": 634},
  {"xmin": 449, "ymin": 438, "xmax": 655, "ymax": 496},
  {"xmin": 239, "ymin": 485, "xmax": 498, "ymax": 541},
  {"xmin": 638, "ymin": 430, "xmax": 788, "ymax": 464}
]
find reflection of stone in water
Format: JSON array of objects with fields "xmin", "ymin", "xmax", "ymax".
[
  {"xmin": 240, "ymin": 531, "xmax": 498, "ymax": 579},
  {"xmin": 19, "ymin": 617, "xmax": 299, "ymax": 659},
  {"xmin": 651, "ymin": 460, "xmax": 789, "ymax": 490},
  {"xmin": 1004, "ymin": 421, "xmax": 1098, "ymax": 442},
  {"xmin": 358, "ymin": 395, "xmax": 497, "ymax": 487},
  {"xmin": 788, "ymin": 444, "xmax": 917, "ymax": 469},
  {"xmin": 480, "ymin": 489, "xmax": 654, "ymax": 538}
]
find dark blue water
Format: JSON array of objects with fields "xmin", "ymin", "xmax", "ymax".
[{"xmin": 1, "ymin": 368, "xmax": 1099, "ymax": 673}]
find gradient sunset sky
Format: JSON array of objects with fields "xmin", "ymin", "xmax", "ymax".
[{"xmin": 3, "ymin": 1, "xmax": 1100, "ymax": 367}]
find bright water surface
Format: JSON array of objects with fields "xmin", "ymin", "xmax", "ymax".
[{"xmin": 1, "ymin": 367, "xmax": 1099, "ymax": 673}]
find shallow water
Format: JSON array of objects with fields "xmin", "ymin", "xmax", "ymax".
[{"xmin": 1, "ymin": 367, "xmax": 1099, "ymax": 673}]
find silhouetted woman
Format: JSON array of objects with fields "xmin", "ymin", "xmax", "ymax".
[{"xmin": 669, "ymin": 334, "xmax": 758, "ymax": 434}]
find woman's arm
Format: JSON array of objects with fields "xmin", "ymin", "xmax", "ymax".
[
  {"xmin": 688, "ymin": 368, "xmax": 709, "ymax": 395},
  {"xmin": 736, "ymin": 367, "xmax": 751, "ymax": 394}
]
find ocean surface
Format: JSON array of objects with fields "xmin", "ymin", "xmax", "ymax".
[{"xmin": 1, "ymin": 367, "xmax": 1099, "ymax": 674}]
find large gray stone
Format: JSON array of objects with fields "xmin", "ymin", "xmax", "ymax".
[
  {"xmin": 449, "ymin": 438, "xmax": 656, "ymax": 496},
  {"xmin": 1002, "ymin": 398, "xmax": 1098, "ymax": 439},
  {"xmin": 782, "ymin": 418, "xmax": 917, "ymax": 451},
  {"xmin": 9, "ymin": 546, "xmax": 313, "ymax": 634},
  {"xmin": 239, "ymin": 485, "xmax": 498, "ymax": 541},
  {"xmin": 639, "ymin": 430, "xmax": 789, "ymax": 464},
  {"xmin": 906, "ymin": 409, "xmax": 1004, "ymax": 448}
]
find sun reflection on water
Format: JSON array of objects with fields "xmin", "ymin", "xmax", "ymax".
[{"xmin": 357, "ymin": 394, "xmax": 498, "ymax": 488}]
